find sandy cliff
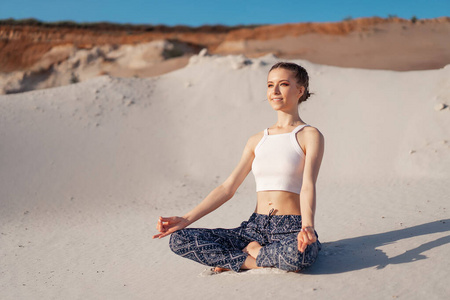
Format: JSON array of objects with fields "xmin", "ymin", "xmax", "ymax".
[{"xmin": 0, "ymin": 16, "xmax": 449, "ymax": 94}]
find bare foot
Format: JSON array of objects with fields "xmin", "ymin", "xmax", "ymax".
[
  {"xmin": 213, "ymin": 242, "xmax": 264, "ymax": 273},
  {"xmin": 213, "ymin": 266, "xmax": 230, "ymax": 273},
  {"xmin": 243, "ymin": 241, "xmax": 263, "ymax": 259}
]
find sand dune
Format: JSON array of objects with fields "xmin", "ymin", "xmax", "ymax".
[
  {"xmin": 1, "ymin": 17, "xmax": 449, "ymax": 94},
  {"xmin": 1, "ymin": 53, "xmax": 449, "ymax": 299}
]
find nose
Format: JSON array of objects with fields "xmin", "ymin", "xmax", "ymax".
[{"xmin": 274, "ymin": 84, "xmax": 280, "ymax": 94}]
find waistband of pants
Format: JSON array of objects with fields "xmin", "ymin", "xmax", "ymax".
[
  {"xmin": 247, "ymin": 211, "xmax": 303, "ymax": 232},
  {"xmin": 251, "ymin": 209, "xmax": 302, "ymax": 219}
]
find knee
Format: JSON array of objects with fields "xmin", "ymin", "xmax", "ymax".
[{"xmin": 268, "ymin": 242, "xmax": 320, "ymax": 272}]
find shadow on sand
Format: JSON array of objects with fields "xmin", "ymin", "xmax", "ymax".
[{"xmin": 306, "ymin": 219, "xmax": 450, "ymax": 274}]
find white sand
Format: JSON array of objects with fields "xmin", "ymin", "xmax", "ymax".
[{"xmin": 1, "ymin": 53, "xmax": 449, "ymax": 299}]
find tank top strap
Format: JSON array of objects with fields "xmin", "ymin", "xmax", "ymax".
[
  {"xmin": 290, "ymin": 124, "xmax": 309, "ymax": 155},
  {"xmin": 291, "ymin": 124, "xmax": 310, "ymax": 135},
  {"xmin": 264, "ymin": 128, "xmax": 269, "ymax": 136}
]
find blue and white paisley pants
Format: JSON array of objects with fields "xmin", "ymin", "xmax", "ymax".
[{"xmin": 169, "ymin": 212, "xmax": 321, "ymax": 272}]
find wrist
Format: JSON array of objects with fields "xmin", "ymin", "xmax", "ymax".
[
  {"xmin": 302, "ymin": 225, "xmax": 314, "ymax": 231},
  {"xmin": 182, "ymin": 214, "xmax": 195, "ymax": 226}
]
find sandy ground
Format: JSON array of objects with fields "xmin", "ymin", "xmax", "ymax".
[{"xmin": 1, "ymin": 53, "xmax": 449, "ymax": 299}]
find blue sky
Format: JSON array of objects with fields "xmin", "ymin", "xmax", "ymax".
[{"xmin": 0, "ymin": 0, "xmax": 448, "ymax": 26}]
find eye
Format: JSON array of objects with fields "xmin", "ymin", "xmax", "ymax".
[
  {"xmin": 267, "ymin": 84, "xmax": 273, "ymax": 88},
  {"xmin": 281, "ymin": 83, "xmax": 289, "ymax": 86}
]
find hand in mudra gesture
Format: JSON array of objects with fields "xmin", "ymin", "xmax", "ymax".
[
  {"xmin": 297, "ymin": 227, "xmax": 316, "ymax": 253},
  {"xmin": 152, "ymin": 216, "xmax": 189, "ymax": 239}
]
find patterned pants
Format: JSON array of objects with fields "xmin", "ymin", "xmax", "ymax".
[{"xmin": 169, "ymin": 212, "xmax": 321, "ymax": 272}]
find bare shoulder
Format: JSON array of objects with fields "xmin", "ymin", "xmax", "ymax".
[
  {"xmin": 297, "ymin": 126, "xmax": 324, "ymax": 150},
  {"xmin": 302, "ymin": 126, "xmax": 324, "ymax": 141},
  {"xmin": 246, "ymin": 130, "xmax": 265, "ymax": 152}
]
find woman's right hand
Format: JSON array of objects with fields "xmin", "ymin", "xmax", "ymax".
[{"xmin": 152, "ymin": 216, "xmax": 189, "ymax": 239}]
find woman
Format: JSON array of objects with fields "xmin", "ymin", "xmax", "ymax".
[{"xmin": 153, "ymin": 62, "xmax": 324, "ymax": 273}]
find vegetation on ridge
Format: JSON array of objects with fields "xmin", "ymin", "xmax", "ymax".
[{"xmin": 0, "ymin": 18, "xmax": 261, "ymax": 33}]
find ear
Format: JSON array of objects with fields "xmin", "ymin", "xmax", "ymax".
[{"xmin": 298, "ymin": 85, "xmax": 305, "ymax": 97}]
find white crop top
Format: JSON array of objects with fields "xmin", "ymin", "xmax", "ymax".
[{"xmin": 251, "ymin": 124, "xmax": 309, "ymax": 194}]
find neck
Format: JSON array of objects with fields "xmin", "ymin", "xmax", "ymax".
[{"xmin": 275, "ymin": 110, "xmax": 303, "ymax": 128}]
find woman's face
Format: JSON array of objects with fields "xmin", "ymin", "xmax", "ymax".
[{"xmin": 267, "ymin": 68, "xmax": 304, "ymax": 112}]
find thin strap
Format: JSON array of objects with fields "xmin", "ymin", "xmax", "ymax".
[
  {"xmin": 264, "ymin": 128, "xmax": 269, "ymax": 136},
  {"xmin": 254, "ymin": 130, "xmax": 268, "ymax": 154},
  {"xmin": 291, "ymin": 124, "xmax": 309, "ymax": 135},
  {"xmin": 290, "ymin": 124, "xmax": 309, "ymax": 155}
]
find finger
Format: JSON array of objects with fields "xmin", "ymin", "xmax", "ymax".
[
  {"xmin": 299, "ymin": 243, "xmax": 306, "ymax": 253},
  {"xmin": 301, "ymin": 231, "xmax": 312, "ymax": 252},
  {"xmin": 159, "ymin": 216, "xmax": 176, "ymax": 223},
  {"xmin": 299, "ymin": 238, "xmax": 307, "ymax": 252},
  {"xmin": 156, "ymin": 219, "xmax": 167, "ymax": 232},
  {"xmin": 298, "ymin": 240, "xmax": 304, "ymax": 252},
  {"xmin": 152, "ymin": 227, "xmax": 173, "ymax": 239},
  {"xmin": 153, "ymin": 233, "xmax": 170, "ymax": 239},
  {"xmin": 152, "ymin": 233, "xmax": 162, "ymax": 239},
  {"xmin": 306, "ymin": 230, "xmax": 316, "ymax": 243},
  {"xmin": 156, "ymin": 219, "xmax": 162, "ymax": 231},
  {"xmin": 299, "ymin": 231, "xmax": 315, "ymax": 252},
  {"xmin": 298, "ymin": 233, "xmax": 305, "ymax": 252},
  {"xmin": 156, "ymin": 231, "xmax": 173, "ymax": 239}
]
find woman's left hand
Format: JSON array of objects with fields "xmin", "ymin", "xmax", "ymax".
[
  {"xmin": 297, "ymin": 227, "xmax": 317, "ymax": 253},
  {"xmin": 152, "ymin": 216, "xmax": 189, "ymax": 239}
]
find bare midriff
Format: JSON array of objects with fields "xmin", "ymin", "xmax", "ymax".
[{"xmin": 255, "ymin": 191, "xmax": 301, "ymax": 215}]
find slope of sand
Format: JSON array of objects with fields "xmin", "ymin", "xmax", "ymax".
[
  {"xmin": 1, "ymin": 17, "xmax": 449, "ymax": 94},
  {"xmin": 1, "ymin": 53, "xmax": 449, "ymax": 299},
  {"xmin": 216, "ymin": 21, "xmax": 450, "ymax": 70}
]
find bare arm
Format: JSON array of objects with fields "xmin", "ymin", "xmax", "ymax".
[
  {"xmin": 297, "ymin": 127, "xmax": 324, "ymax": 252},
  {"xmin": 153, "ymin": 133, "xmax": 261, "ymax": 239}
]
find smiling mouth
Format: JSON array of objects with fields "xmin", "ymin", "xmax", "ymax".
[{"xmin": 272, "ymin": 98, "xmax": 283, "ymax": 102}]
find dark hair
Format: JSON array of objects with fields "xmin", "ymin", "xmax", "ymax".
[{"xmin": 269, "ymin": 62, "xmax": 313, "ymax": 104}]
